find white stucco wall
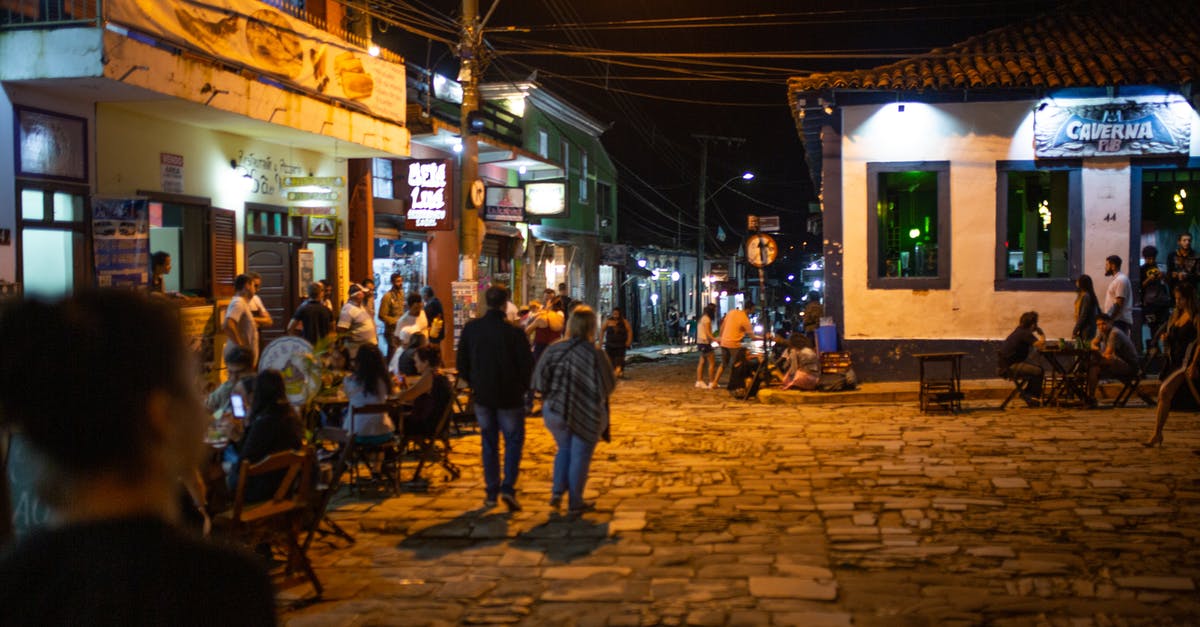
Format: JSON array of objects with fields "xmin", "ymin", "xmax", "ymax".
[
  {"xmin": 95, "ymin": 105, "xmax": 346, "ymax": 275},
  {"xmin": 839, "ymin": 99, "xmax": 1200, "ymax": 342}
]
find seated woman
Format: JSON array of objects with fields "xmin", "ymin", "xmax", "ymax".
[
  {"xmin": 341, "ymin": 343, "xmax": 396, "ymax": 445},
  {"xmin": 780, "ymin": 333, "xmax": 820, "ymax": 390},
  {"xmin": 396, "ymin": 344, "xmax": 453, "ymax": 438},
  {"xmin": 225, "ymin": 370, "xmax": 304, "ymax": 503}
]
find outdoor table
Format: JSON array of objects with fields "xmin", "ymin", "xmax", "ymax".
[
  {"xmin": 914, "ymin": 352, "xmax": 966, "ymax": 413},
  {"xmin": 1040, "ymin": 346, "xmax": 1091, "ymax": 406}
]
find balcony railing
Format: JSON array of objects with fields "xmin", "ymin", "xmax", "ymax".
[{"xmin": 1, "ymin": 0, "xmax": 100, "ymax": 28}]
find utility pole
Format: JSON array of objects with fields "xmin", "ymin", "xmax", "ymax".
[
  {"xmin": 693, "ymin": 133, "xmax": 744, "ymax": 317},
  {"xmin": 457, "ymin": 0, "xmax": 488, "ymax": 281}
]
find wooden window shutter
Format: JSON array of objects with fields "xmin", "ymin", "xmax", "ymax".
[{"xmin": 209, "ymin": 208, "xmax": 237, "ymax": 299}]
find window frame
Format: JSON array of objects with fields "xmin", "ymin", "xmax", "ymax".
[
  {"xmin": 15, "ymin": 180, "xmax": 91, "ymax": 297},
  {"xmin": 994, "ymin": 160, "xmax": 1082, "ymax": 292},
  {"xmin": 865, "ymin": 161, "xmax": 951, "ymax": 290}
]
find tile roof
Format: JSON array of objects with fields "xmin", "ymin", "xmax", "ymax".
[{"xmin": 788, "ymin": 0, "xmax": 1200, "ymax": 94}]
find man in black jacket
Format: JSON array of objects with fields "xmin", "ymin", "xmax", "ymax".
[{"xmin": 457, "ymin": 286, "xmax": 534, "ymax": 511}]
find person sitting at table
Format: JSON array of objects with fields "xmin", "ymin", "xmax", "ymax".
[
  {"xmin": 205, "ymin": 345, "xmax": 255, "ymax": 414},
  {"xmin": 0, "ymin": 290, "xmax": 276, "ymax": 624},
  {"xmin": 1072, "ymin": 274, "xmax": 1100, "ymax": 345},
  {"xmin": 389, "ymin": 332, "xmax": 427, "ymax": 377},
  {"xmin": 226, "ymin": 370, "xmax": 304, "ymax": 503},
  {"xmin": 396, "ymin": 344, "xmax": 453, "ymax": 438},
  {"xmin": 341, "ymin": 343, "xmax": 396, "ymax": 445},
  {"xmin": 1158, "ymin": 282, "xmax": 1198, "ymax": 377},
  {"xmin": 1085, "ymin": 313, "xmax": 1139, "ymax": 408},
  {"xmin": 997, "ymin": 311, "xmax": 1046, "ymax": 407}
]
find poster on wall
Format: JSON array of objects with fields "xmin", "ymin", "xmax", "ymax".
[
  {"xmin": 179, "ymin": 304, "xmax": 218, "ymax": 387},
  {"xmin": 1034, "ymin": 95, "xmax": 1193, "ymax": 158},
  {"xmin": 297, "ymin": 249, "xmax": 315, "ymax": 299},
  {"xmin": 451, "ymin": 280, "xmax": 478, "ymax": 350},
  {"xmin": 160, "ymin": 152, "xmax": 184, "ymax": 193},
  {"xmin": 92, "ymin": 198, "xmax": 150, "ymax": 288},
  {"xmin": 106, "ymin": 0, "xmax": 405, "ymax": 122}
]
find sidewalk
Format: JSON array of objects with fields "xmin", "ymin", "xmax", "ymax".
[{"xmin": 625, "ymin": 344, "xmax": 1160, "ymax": 407}]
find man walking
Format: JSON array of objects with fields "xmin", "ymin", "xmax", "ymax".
[
  {"xmin": 337, "ymin": 283, "xmax": 377, "ymax": 358},
  {"xmin": 1103, "ymin": 255, "xmax": 1134, "ymax": 335},
  {"xmin": 223, "ymin": 273, "xmax": 260, "ymax": 367},
  {"xmin": 457, "ymin": 286, "xmax": 533, "ymax": 511}
]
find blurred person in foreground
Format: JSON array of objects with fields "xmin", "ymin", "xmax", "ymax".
[
  {"xmin": 0, "ymin": 290, "xmax": 276, "ymax": 626},
  {"xmin": 533, "ymin": 306, "xmax": 616, "ymax": 516}
]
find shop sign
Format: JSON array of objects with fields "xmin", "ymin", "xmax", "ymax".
[
  {"xmin": 288, "ymin": 206, "xmax": 338, "ymax": 217},
  {"xmin": 107, "ymin": 0, "xmax": 405, "ymax": 122},
  {"xmin": 1034, "ymin": 95, "xmax": 1192, "ymax": 158},
  {"xmin": 282, "ymin": 176, "xmax": 344, "ymax": 188},
  {"xmin": 286, "ymin": 191, "xmax": 340, "ymax": 202},
  {"xmin": 525, "ymin": 181, "xmax": 567, "ymax": 219},
  {"xmin": 308, "ymin": 217, "xmax": 336, "ymax": 238},
  {"xmin": 484, "ymin": 186, "xmax": 525, "ymax": 222},
  {"xmin": 710, "ymin": 262, "xmax": 729, "ymax": 280},
  {"xmin": 160, "ymin": 152, "xmax": 183, "ymax": 193},
  {"xmin": 92, "ymin": 198, "xmax": 149, "ymax": 289},
  {"xmin": 400, "ymin": 159, "xmax": 454, "ymax": 231}
]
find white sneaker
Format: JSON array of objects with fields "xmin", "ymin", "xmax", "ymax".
[{"xmin": 694, "ymin": 381, "xmax": 706, "ymax": 389}]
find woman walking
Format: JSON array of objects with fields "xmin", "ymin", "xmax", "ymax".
[
  {"xmin": 602, "ymin": 307, "xmax": 633, "ymax": 378},
  {"xmin": 533, "ymin": 306, "xmax": 616, "ymax": 515},
  {"xmin": 695, "ymin": 303, "xmax": 717, "ymax": 388},
  {"xmin": 1072, "ymin": 274, "xmax": 1100, "ymax": 344}
]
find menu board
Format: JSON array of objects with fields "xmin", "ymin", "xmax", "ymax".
[{"xmin": 451, "ymin": 280, "xmax": 478, "ymax": 350}]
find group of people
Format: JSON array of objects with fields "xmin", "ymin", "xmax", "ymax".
[{"xmin": 999, "ymin": 234, "xmax": 1200, "ymax": 445}]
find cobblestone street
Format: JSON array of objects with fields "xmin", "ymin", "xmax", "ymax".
[{"xmin": 284, "ymin": 353, "xmax": 1200, "ymax": 626}]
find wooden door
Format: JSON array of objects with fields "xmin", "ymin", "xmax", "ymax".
[{"xmin": 246, "ymin": 240, "xmax": 293, "ymax": 345}]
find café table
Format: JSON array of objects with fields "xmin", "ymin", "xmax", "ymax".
[
  {"xmin": 913, "ymin": 352, "xmax": 966, "ymax": 413},
  {"xmin": 1040, "ymin": 344, "xmax": 1092, "ymax": 406}
]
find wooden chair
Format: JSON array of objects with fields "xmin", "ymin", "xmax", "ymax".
[
  {"xmin": 345, "ymin": 403, "xmax": 402, "ymax": 494},
  {"xmin": 302, "ymin": 428, "xmax": 355, "ymax": 553},
  {"xmin": 402, "ymin": 401, "xmax": 460, "ymax": 483},
  {"xmin": 1113, "ymin": 362, "xmax": 1156, "ymax": 407},
  {"xmin": 214, "ymin": 449, "xmax": 321, "ymax": 597}
]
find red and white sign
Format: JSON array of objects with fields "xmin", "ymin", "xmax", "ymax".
[{"xmin": 160, "ymin": 152, "xmax": 183, "ymax": 193}]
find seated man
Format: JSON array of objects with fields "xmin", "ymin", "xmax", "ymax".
[
  {"xmin": 1086, "ymin": 313, "xmax": 1139, "ymax": 406},
  {"xmin": 998, "ymin": 311, "xmax": 1046, "ymax": 406},
  {"xmin": 205, "ymin": 345, "xmax": 255, "ymax": 414}
]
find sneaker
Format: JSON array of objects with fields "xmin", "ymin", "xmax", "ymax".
[
  {"xmin": 500, "ymin": 493, "xmax": 522, "ymax": 512},
  {"xmin": 549, "ymin": 494, "xmax": 563, "ymax": 508},
  {"xmin": 568, "ymin": 501, "xmax": 596, "ymax": 516},
  {"xmin": 694, "ymin": 381, "xmax": 706, "ymax": 389},
  {"xmin": 483, "ymin": 497, "xmax": 497, "ymax": 509}
]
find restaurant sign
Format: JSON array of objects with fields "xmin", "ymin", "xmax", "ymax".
[
  {"xmin": 399, "ymin": 159, "xmax": 454, "ymax": 231},
  {"xmin": 1034, "ymin": 95, "xmax": 1192, "ymax": 158}
]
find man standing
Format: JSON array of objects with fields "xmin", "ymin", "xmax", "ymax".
[
  {"xmin": 1086, "ymin": 313, "xmax": 1139, "ymax": 407},
  {"xmin": 1167, "ymin": 232, "xmax": 1199, "ymax": 290},
  {"xmin": 457, "ymin": 286, "xmax": 533, "ymax": 511},
  {"xmin": 557, "ymin": 282, "xmax": 573, "ymax": 314},
  {"xmin": 337, "ymin": 283, "xmax": 377, "ymax": 358},
  {"xmin": 246, "ymin": 271, "xmax": 273, "ymax": 333},
  {"xmin": 393, "ymin": 292, "xmax": 428, "ymax": 347},
  {"xmin": 223, "ymin": 273, "xmax": 260, "ymax": 367},
  {"xmin": 997, "ymin": 311, "xmax": 1046, "ymax": 407},
  {"xmin": 1103, "ymin": 255, "xmax": 1134, "ymax": 335},
  {"xmin": 378, "ymin": 272, "xmax": 405, "ymax": 360},
  {"xmin": 710, "ymin": 301, "xmax": 757, "ymax": 389},
  {"xmin": 361, "ymin": 277, "xmax": 377, "ymax": 317},
  {"xmin": 421, "ymin": 286, "xmax": 445, "ymax": 345},
  {"xmin": 287, "ymin": 282, "xmax": 334, "ymax": 347},
  {"xmin": 1140, "ymin": 245, "xmax": 1171, "ymax": 349}
]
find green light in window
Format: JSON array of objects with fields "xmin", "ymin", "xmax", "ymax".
[{"xmin": 909, "ymin": 228, "xmax": 920, "ymax": 239}]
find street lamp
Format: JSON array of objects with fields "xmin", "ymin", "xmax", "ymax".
[{"xmin": 696, "ymin": 169, "xmax": 753, "ymax": 316}]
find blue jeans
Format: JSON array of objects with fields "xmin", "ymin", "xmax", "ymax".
[
  {"xmin": 543, "ymin": 409, "xmax": 598, "ymax": 509},
  {"xmin": 475, "ymin": 404, "xmax": 525, "ymax": 499}
]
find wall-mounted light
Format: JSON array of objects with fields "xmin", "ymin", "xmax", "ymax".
[
  {"xmin": 518, "ymin": 165, "xmax": 527, "ymax": 175},
  {"xmin": 637, "ymin": 259, "xmax": 647, "ymax": 268},
  {"xmin": 368, "ymin": 45, "xmax": 380, "ymax": 57}
]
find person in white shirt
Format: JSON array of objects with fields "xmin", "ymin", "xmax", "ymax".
[
  {"xmin": 393, "ymin": 292, "xmax": 428, "ymax": 347},
  {"xmin": 223, "ymin": 274, "xmax": 260, "ymax": 366},
  {"xmin": 1103, "ymin": 255, "xmax": 1134, "ymax": 335},
  {"xmin": 338, "ymin": 283, "xmax": 377, "ymax": 358},
  {"xmin": 245, "ymin": 271, "xmax": 273, "ymax": 332}
]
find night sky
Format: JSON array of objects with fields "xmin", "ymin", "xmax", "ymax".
[{"xmin": 375, "ymin": 1, "xmax": 1073, "ymax": 261}]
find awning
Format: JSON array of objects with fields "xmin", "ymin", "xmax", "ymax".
[{"xmin": 484, "ymin": 221, "xmax": 523, "ymax": 239}]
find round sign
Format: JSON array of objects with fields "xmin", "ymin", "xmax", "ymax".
[
  {"xmin": 470, "ymin": 179, "xmax": 486, "ymax": 209},
  {"xmin": 257, "ymin": 336, "xmax": 321, "ymax": 407},
  {"xmin": 746, "ymin": 234, "xmax": 778, "ymax": 268}
]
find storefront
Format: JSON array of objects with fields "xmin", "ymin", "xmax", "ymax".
[{"xmin": 787, "ymin": 5, "xmax": 1200, "ymax": 380}]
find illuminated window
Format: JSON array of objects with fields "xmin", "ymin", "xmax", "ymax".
[
  {"xmin": 867, "ymin": 162, "xmax": 950, "ymax": 289},
  {"xmin": 996, "ymin": 162, "xmax": 1080, "ymax": 290},
  {"xmin": 372, "ymin": 158, "xmax": 394, "ymax": 199}
]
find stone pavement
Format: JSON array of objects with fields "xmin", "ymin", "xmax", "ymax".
[{"xmin": 283, "ymin": 352, "xmax": 1200, "ymax": 626}]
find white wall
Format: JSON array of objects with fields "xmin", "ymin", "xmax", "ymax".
[{"xmin": 95, "ymin": 105, "xmax": 347, "ymax": 275}]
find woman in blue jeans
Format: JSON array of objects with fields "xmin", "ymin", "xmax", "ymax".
[{"xmin": 532, "ymin": 305, "xmax": 617, "ymax": 515}]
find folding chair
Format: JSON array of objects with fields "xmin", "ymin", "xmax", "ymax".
[
  {"xmin": 1113, "ymin": 362, "xmax": 1156, "ymax": 407},
  {"xmin": 214, "ymin": 449, "xmax": 321, "ymax": 597},
  {"xmin": 345, "ymin": 403, "xmax": 402, "ymax": 494},
  {"xmin": 302, "ymin": 427, "xmax": 355, "ymax": 553},
  {"xmin": 449, "ymin": 376, "xmax": 477, "ymax": 435},
  {"xmin": 402, "ymin": 402, "xmax": 460, "ymax": 483},
  {"xmin": 999, "ymin": 373, "xmax": 1037, "ymax": 409}
]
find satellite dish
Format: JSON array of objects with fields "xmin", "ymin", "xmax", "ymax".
[{"xmin": 257, "ymin": 336, "xmax": 321, "ymax": 407}]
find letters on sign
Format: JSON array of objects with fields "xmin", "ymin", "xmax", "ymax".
[
  {"xmin": 1034, "ymin": 95, "xmax": 1192, "ymax": 158},
  {"xmin": 402, "ymin": 160, "xmax": 453, "ymax": 230}
]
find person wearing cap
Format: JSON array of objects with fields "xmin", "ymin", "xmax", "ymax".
[{"xmin": 338, "ymin": 283, "xmax": 377, "ymax": 358}]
